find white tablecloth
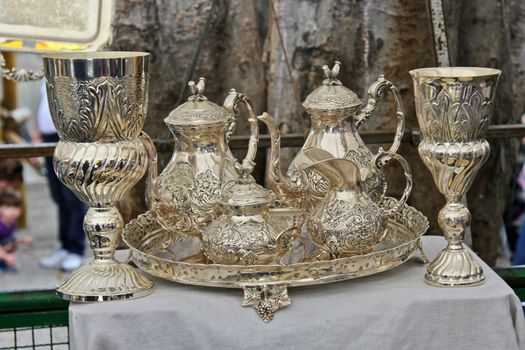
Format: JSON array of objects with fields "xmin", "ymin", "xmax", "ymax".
[{"xmin": 69, "ymin": 236, "xmax": 525, "ymax": 350}]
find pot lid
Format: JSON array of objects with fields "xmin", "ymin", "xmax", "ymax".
[
  {"xmin": 303, "ymin": 61, "xmax": 361, "ymax": 112},
  {"xmin": 165, "ymin": 78, "xmax": 232, "ymax": 127},
  {"xmin": 220, "ymin": 176, "xmax": 275, "ymax": 208}
]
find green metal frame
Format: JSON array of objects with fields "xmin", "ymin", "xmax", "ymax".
[
  {"xmin": 0, "ymin": 289, "xmax": 69, "ymax": 349},
  {"xmin": 496, "ymin": 267, "xmax": 525, "ymax": 302}
]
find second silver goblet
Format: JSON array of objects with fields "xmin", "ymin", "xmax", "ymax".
[{"xmin": 410, "ymin": 67, "xmax": 501, "ymax": 287}]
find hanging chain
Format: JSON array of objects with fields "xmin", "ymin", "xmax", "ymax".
[{"xmin": 0, "ymin": 53, "xmax": 44, "ymax": 82}]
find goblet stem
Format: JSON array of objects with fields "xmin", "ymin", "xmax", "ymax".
[
  {"xmin": 53, "ymin": 140, "xmax": 153, "ymax": 301},
  {"xmin": 425, "ymin": 200, "xmax": 485, "ymax": 286},
  {"xmin": 56, "ymin": 204, "xmax": 154, "ymax": 301},
  {"xmin": 84, "ymin": 206, "xmax": 122, "ymax": 263}
]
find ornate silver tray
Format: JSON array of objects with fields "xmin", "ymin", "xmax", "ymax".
[
  {"xmin": 122, "ymin": 197, "xmax": 428, "ymax": 322},
  {"xmin": 0, "ymin": 0, "xmax": 115, "ymax": 53}
]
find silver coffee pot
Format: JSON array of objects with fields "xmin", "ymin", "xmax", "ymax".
[
  {"xmin": 153, "ymin": 78, "xmax": 259, "ymax": 236},
  {"xmin": 259, "ymin": 61, "xmax": 406, "ymax": 212}
]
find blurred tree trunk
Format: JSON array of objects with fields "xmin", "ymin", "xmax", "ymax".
[
  {"xmin": 111, "ymin": 0, "xmax": 525, "ymax": 266},
  {"xmin": 110, "ymin": 0, "xmax": 267, "ymax": 222},
  {"xmin": 447, "ymin": 0, "xmax": 520, "ymax": 265}
]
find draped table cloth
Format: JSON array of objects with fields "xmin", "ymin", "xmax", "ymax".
[{"xmin": 69, "ymin": 236, "xmax": 525, "ymax": 350}]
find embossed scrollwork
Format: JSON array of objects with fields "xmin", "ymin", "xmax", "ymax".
[
  {"xmin": 416, "ymin": 87, "xmax": 493, "ymax": 143},
  {"xmin": 46, "ymin": 74, "xmax": 148, "ymax": 142}
]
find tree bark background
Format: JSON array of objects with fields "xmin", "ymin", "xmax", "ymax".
[{"xmin": 111, "ymin": 0, "xmax": 525, "ymax": 266}]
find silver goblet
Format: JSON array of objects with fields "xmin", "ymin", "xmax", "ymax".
[
  {"xmin": 43, "ymin": 52, "xmax": 154, "ymax": 301},
  {"xmin": 410, "ymin": 67, "xmax": 501, "ymax": 287}
]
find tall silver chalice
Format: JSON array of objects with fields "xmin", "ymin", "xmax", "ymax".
[
  {"xmin": 43, "ymin": 52, "xmax": 154, "ymax": 301},
  {"xmin": 410, "ymin": 67, "xmax": 501, "ymax": 287}
]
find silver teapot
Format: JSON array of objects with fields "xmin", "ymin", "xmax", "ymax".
[
  {"xmin": 202, "ymin": 168, "xmax": 303, "ymax": 265},
  {"xmin": 295, "ymin": 148, "xmax": 412, "ymax": 258},
  {"xmin": 259, "ymin": 61, "xmax": 406, "ymax": 212},
  {"xmin": 153, "ymin": 78, "xmax": 259, "ymax": 235}
]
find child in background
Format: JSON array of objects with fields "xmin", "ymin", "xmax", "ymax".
[
  {"xmin": 0, "ymin": 191, "xmax": 31, "ymax": 271},
  {"xmin": 0, "ymin": 159, "xmax": 23, "ymax": 192}
]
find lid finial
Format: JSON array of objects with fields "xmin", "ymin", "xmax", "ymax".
[
  {"xmin": 322, "ymin": 61, "xmax": 342, "ymax": 86},
  {"xmin": 188, "ymin": 77, "xmax": 207, "ymax": 101},
  {"xmin": 302, "ymin": 60, "xmax": 360, "ymax": 112}
]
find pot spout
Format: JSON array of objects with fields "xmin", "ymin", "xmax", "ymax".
[{"xmin": 257, "ymin": 113, "xmax": 302, "ymax": 204}]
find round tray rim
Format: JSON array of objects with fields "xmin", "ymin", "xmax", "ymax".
[{"xmin": 123, "ymin": 199, "xmax": 429, "ymax": 289}]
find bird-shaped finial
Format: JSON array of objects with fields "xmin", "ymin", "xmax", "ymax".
[
  {"xmin": 322, "ymin": 64, "xmax": 331, "ymax": 79},
  {"xmin": 322, "ymin": 61, "xmax": 341, "ymax": 84},
  {"xmin": 322, "ymin": 61, "xmax": 341, "ymax": 85},
  {"xmin": 332, "ymin": 61, "xmax": 341, "ymax": 77},
  {"xmin": 188, "ymin": 77, "xmax": 206, "ymax": 96}
]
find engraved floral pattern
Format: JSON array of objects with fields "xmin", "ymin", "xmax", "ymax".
[
  {"xmin": 158, "ymin": 163, "xmax": 223, "ymax": 229},
  {"xmin": 345, "ymin": 148, "xmax": 386, "ymax": 202},
  {"xmin": 286, "ymin": 146, "xmax": 386, "ymax": 208},
  {"xmin": 46, "ymin": 74, "xmax": 148, "ymax": 142},
  {"xmin": 202, "ymin": 217, "xmax": 295, "ymax": 265},
  {"xmin": 308, "ymin": 199, "xmax": 387, "ymax": 257},
  {"xmin": 121, "ymin": 199, "xmax": 428, "ymax": 321},
  {"xmin": 415, "ymin": 84, "xmax": 494, "ymax": 142},
  {"xmin": 304, "ymin": 94, "xmax": 360, "ymax": 109}
]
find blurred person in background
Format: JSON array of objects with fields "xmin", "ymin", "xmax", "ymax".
[
  {"xmin": 0, "ymin": 158, "xmax": 23, "ymax": 193},
  {"xmin": 508, "ymin": 113, "xmax": 525, "ymax": 265},
  {"xmin": 36, "ymin": 82, "xmax": 86, "ymax": 272},
  {"xmin": 0, "ymin": 191, "xmax": 32, "ymax": 272}
]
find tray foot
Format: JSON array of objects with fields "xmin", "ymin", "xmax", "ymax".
[{"xmin": 242, "ymin": 285, "xmax": 291, "ymax": 322}]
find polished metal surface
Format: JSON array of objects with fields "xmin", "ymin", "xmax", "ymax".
[
  {"xmin": 298, "ymin": 148, "xmax": 413, "ymax": 258},
  {"xmin": 202, "ymin": 154, "xmax": 304, "ymax": 265},
  {"xmin": 122, "ymin": 197, "xmax": 428, "ymax": 321},
  {"xmin": 44, "ymin": 51, "xmax": 154, "ymax": 301},
  {"xmin": 153, "ymin": 79, "xmax": 260, "ymax": 236},
  {"xmin": 43, "ymin": 52, "xmax": 149, "ymax": 143},
  {"xmin": 261, "ymin": 61, "xmax": 407, "ymax": 214},
  {"xmin": 411, "ymin": 66, "xmax": 501, "ymax": 287}
]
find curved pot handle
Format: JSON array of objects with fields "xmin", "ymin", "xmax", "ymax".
[
  {"xmin": 139, "ymin": 131, "xmax": 158, "ymax": 209},
  {"xmin": 355, "ymin": 76, "xmax": 405, "ymax": 163},
  {"xmin": 139, "ymin": 131, "xmax": 197, "ymax": 236},
  {"xmin": 223, "ymin": 89, "xmax": 259, "ymax": 175},
  {"xmin": 372, "ymin": 149, "xmax": 412, "ymax": 216}
]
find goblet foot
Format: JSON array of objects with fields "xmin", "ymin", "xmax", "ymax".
[
  {"xmin": 57, "ymin": 259, "xmax": 153, "ymax": 302},
  {"xmin": 425, "ymin": 245, "xmax": 485, "ymax": 287}
]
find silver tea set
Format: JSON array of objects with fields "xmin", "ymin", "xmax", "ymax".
[{"xmin": 42, "ymin": 51, "xmax": 501, "ymax": 320}]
